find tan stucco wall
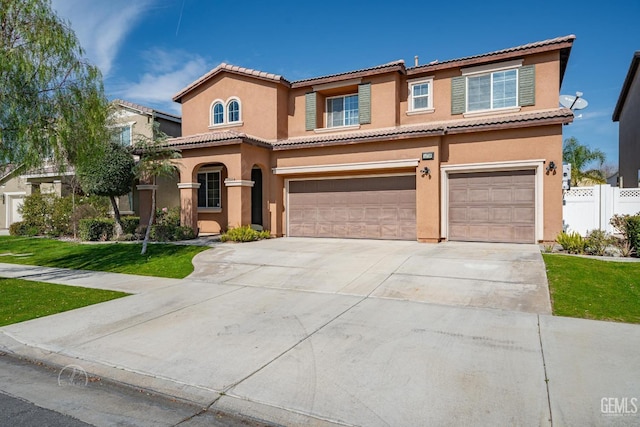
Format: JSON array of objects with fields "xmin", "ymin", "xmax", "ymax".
[
  {"xmin": 619, "ymin": 70, "xmax": 640, "ymax": 187},
  {"xmin": 180, "ymin": 73, "xmax": 281, "ymax": 140}
]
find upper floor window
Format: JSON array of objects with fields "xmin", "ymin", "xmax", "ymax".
[
  {"xmin": 467, "ymin": 69, "xmax": 517, "ymax": 112},
  {"xmin": 212, "ymin": 102, "xmax": 224, "ymax": 124},
  {"xmin": 408, "ymin": 78, "xmax": 433, "ymax": 112},
  {"xmin": 327, "ymin": 94, "xmax": 358, "ymax": 128},
  {"xmin": 210, "ymin": 97, "xmax": 242, "ymax": 127},
  {"xmin": 228, "ymin": 100, "xmax": 240, "ymax": 123},
  {"xmin": 451, "ymin": 60, "xmax": 535, "ymax": 116},
  {"xmin": 114, "ymin": 125, "xmax": 132, "ymax": 146}
]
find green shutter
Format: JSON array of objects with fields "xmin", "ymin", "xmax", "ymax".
[
  {"xmin": 518, "ymin": 65, "xmax": 535, "ymax": 107},
  {"xmin": 358, "ymin": 83, "xmax": 371, "ymax": 124},
  {"xmin": 305, "ymin": 92, "xmax": 316, "ymax": 131},
  {"xmin": 451, "ymin": 76, "xmax": 466, "ymax": 115}
]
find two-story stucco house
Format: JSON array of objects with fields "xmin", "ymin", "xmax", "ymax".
[
  {"xmin": 0, "ymin": 99, "xmax": 181, "ymax": 229},
  {"xmin": 167, "ymin": 35, "xmax": 575, "ymax": 243},
  {"xmin": 613, "ymin": 51, "xmax": 640, "ymax": 188}
]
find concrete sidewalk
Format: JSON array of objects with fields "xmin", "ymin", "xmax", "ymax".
[{"xmin": 1, "ymin": 244, "xmax": 639, "ymax": 426}]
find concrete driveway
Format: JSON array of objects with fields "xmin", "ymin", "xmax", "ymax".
[
  {"xmin": 1, "ymin": 239, "xmax": 639, "ymax": 426},
  {"xmin": 189, "ymin": 238, "xmax": 551, "ymax": 314}
]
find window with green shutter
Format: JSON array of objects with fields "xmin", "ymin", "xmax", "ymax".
[
  {"xmin": 305, "ymin": 92, "xmax": 316, "ymax": 131},
  {"xmin": 452, "ymin": 64, "xmax": 535, "ymax": 114}
]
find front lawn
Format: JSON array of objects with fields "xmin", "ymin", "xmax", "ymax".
[
  {"xmin": 543, "ymin": 254, "xmax": 640, "ymax": 324},
  {"xmin": 0, "ymin": 237, "xmax": 207, "ymax": 279},
  {"xmin": 0, "ymin": 277, "xmax": 128, "ymax": 327}
]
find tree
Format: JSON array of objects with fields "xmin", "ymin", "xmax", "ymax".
[
  {"xmin": 562, "ymin": 137, "xmax": 606, "ymax": 187},
  {"xmin": 134, "ymin": 126, "xmax": 181, "ymax": 255},
  {"xmin": 0, "ymin": 0, "xmax": 108, "ymax": 171},
  {"xmin": 76, "ymin": 140, "xmax": 135, "ymax": 237}
]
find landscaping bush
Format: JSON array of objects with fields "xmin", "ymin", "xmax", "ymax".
[
  {"xmin": 49, "ymin": 196, "xmax": 73, "ymax": 237},
  {"xmin": 556, "ymin": 231, "xmax": 585, "ymax": 254},
  {"xmin": 584, "ymin": 229, "xmax": 614, "ymax": 256},
  {"xmin": 120, "ymin": 216, "xmax": 140, "ymax": 235},
  {"xmin": 9, "ymin": 221, "xmax": 28, "ymax": 236},
  {"xmin": 19, "ymin": 192, "xmax": 52, "ymax": 235},
  {"xmin": 610, "ymin": 213, "xmax": 640, "ymax": 256},
  {"xmin": 78, "ymin": 218, "xmax": 115, "ymax": 241},
  {"xmin": 150, "ymin": 224, "xmax": 196, "ymax": 242},
  {"xmin": 221, "ymin": 225, "xmax": 270, "ymax": 242}
]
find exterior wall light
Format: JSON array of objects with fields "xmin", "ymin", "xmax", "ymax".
[{"xmin": 546, "ymin": 161, "xmax": 557, "ymax": 173}]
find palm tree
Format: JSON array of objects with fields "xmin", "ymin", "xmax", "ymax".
[
  {"xmin": 133, "ymin": 124, "xmax": 181, "ymax": 255},
  {"xmin": 562, "ymin": 137, "xmax": 606, "ymax": 186}
]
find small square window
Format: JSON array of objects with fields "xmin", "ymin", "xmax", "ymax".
[{"xmin": 409, "ymin": 79, "xmax": 433, "ymax": 112}]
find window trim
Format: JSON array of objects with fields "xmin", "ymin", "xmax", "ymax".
[
  {"xmin": 407, "ymin": 77, "xmax": 434, "ymax": 114},
  {"xmin": 209, "ymin": 97, "xmax": 243, "ymax": 129},
  {"xmin": 114, "ymin": 122, "xmax": 134, "ymax": 146},
  {"xmin": 197, "ymin": 166, "xmax": 223, "ymax": 211},
  {"xmin": 325, "ymin": 93, "xmax": 359, "ymax": 128}
]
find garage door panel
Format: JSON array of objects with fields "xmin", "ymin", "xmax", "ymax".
[
  {"xmin": 449, "ymin": 170, "xmax": 535, "ymax": 243},
  {"xmin": 289, "ymin": 176, "xmax": 416, "ymax": 240}
]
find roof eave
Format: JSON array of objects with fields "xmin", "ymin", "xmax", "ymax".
[
  {"xmin": 407, "ymin": 39, "xmax": 576, "ymax": 76},
  {"xmin": 290, "ymin": 63, "xmax": 406, "ymax": 89},
  {"xmin": 613, "ymin": 52, "xmax": 640, "ymax": 122}
]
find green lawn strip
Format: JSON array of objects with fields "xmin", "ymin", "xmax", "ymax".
[
  {"xmin": 0, "ymin": 236, "xmax": 207, "ymax": 279},
  {"xmin": 543, "ymin": 254, "xmax": 640, "ymax": 324},
  {"xmin": 0, "ymin": 277, "xmax": 129, "ymax": 327}
]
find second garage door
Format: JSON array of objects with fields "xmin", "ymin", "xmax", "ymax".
[
  {"xmin": 448, "ymin": 170, "xmax": 535, "ymax": 243},
  {"xmin": 288, "ymin": 176, "xmax": 416, "ymax": 240}
]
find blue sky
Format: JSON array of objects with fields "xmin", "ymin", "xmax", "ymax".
[{"xmin": 51, "ymin": 0, "xmax": 640, "ymax": 169}]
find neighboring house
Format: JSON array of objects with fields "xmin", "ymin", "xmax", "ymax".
[
  {"xmin": 164, "ymin": 36, "xmax": 575, "ymax": 243},
  {"xmin": 0, "ymin": 100, "xmax": 182, "ymax": 229},
  {"xmin": 613, "ymin": 51, "xmax": 640, "ymax": 188}
]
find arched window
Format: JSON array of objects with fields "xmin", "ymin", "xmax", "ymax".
[
  {"xmin": 212, "ymin": 102, "xmax": 224, "ymax": 125},
  {"xmin": 227, "ymin": 100, "xmax": 240, "ymax": 123}
]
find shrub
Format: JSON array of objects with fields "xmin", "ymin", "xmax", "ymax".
[
  {"xmin": 155, "ymin": 206, "xmax": 180, "ymax": 227},
  {"xmin": 78, "ymin": 218, "xmax": 115, "ymax": 241},
  {"xmin": 556, "ymin": 231, "xmax": 585, "ymax": 254},
  {"xmin": 150, "ymin": 224, "xmax": 196, "ymax": 242},
  {"xmin": 584, "ymin": 229, "xmax": 614, "ymax": 256},
  {"xmin": 221, "ymin": 225, "xmax": 270, "ymax": 242},
  {"xmin": 49, "ymin": 196, "xmax": 73, "ymax": 237},
  {"xmin": 9, "ymin": 221, "xmax": 27, "ymax": 236},
  {"xmin": 20, "ymin": 192, "xmax": 52, "ymax": 235},
  {"xmin": 120, "ymin": 216, "xmax": 140, "ymax": 235},
  {"xmin": 627, "ymin": 215, "xmax": 640, "ymax": 255}
]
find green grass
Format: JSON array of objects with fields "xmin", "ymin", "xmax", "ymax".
[
  {"xmin": 0, "ymin": 236, "xmax": 207, "ymax": 279},
  {"xmin": 543, "ymin": 254, "xmax": 640, "ymax": 324},
  {"xmin": 0, "ymin": 277, "xmax": 128, "ymax": 327}
]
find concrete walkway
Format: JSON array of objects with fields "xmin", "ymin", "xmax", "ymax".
[{"xmin": 0, "ymin": 239, "xmax": 639, "ymax": 426}]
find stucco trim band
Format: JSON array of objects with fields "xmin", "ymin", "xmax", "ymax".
[
  {"xmin": 272, "ymin": 159, "xmax": 420, "ymax": 175},
  {"xmin": 224, "ymin": 179, "xmax": 255, "ymax": 187},
  {"xmin": 177, "ymin": 182, "xmax": 201, "ymax": 189}
]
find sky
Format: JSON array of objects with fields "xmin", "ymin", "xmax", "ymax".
[{"xmin": 51, "ymin": 0, "xmax": 640, "ymax": 170}]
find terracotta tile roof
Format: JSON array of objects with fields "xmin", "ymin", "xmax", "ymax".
[
  {"xmin": 407, "ymin": 35, "xmax": 576, "ymax": 74},
  {"xmin": 112, "ymin": 99, "xmax": 181, "ymax": 121},
  {"xmin": 165, "ymin": 108, "xmax": 573, "ymax": 151},
  {"xmin": 271, "ymin": 108, "xmax": 573, "ymax": 149},
  {"xmin": 165, "ymin": 130, "xmax": 271, "ymax": 149},
  {"xmin": 613, "ymin": 51, "xmax": 640, "ymax": 121},
  {"xmin": 173, "ymin": 63, "xmax": 291, "ymax": 103},
  {"xmin": 290, "ymin": 60, "xmax": 406, "ymax": 88}
]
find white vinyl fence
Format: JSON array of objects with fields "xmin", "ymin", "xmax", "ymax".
[{"xmin": 563, "ymin": 185, "xmax": 640, "ymax": 235}]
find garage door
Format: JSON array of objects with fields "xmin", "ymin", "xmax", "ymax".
[
  {"xmin": 448, "ymin": 170, "xmax": 535, "ymax": 243},
  {"xmin": 288, "ymin": 176, "xmax": 416, "ymax": 240}
]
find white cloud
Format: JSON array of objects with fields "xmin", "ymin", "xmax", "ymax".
[
  {"xmin": 115, "ymin": 50, "xmax": 210, "ymax": 113},
  {"xmin": 52, "ymin": 0, "xmax": 152, "ymax": 77}
]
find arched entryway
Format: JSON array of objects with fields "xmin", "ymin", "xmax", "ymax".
[{"xmin": 251, "ymin": 166, "xmax": 263, "ymax": 227}]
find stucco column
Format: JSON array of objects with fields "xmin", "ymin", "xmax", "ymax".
[
  {"xmin": 136, "ymin": 184, "xmax": 157, "ymax": 226},
  {"xmin": 178, "ymin": 182, "xmax": 200, "ymax": 233},
  {"xmin": 224, "ymin": 179, "xmax": 253, "ymax": 229},
  {"xmin": 52, "ymin": 180, "xmax": 63, "ymax": 197}
]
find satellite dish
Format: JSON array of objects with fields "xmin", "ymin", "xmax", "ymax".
[{"xmin": 559, "ymin": 91, "xmax": 588, "ymax": 110}]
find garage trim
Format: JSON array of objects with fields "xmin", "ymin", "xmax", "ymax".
[
  {"xmin": 440, "ymin": 160, "xmax": 545, "ymax": 242},
  {"xmin": 285, "ymin": 172, "xmax": 416, "ymax": 239},
  {"xmin": 273, "ymin": 159, "xmax": 419, "ymax": 175}
]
